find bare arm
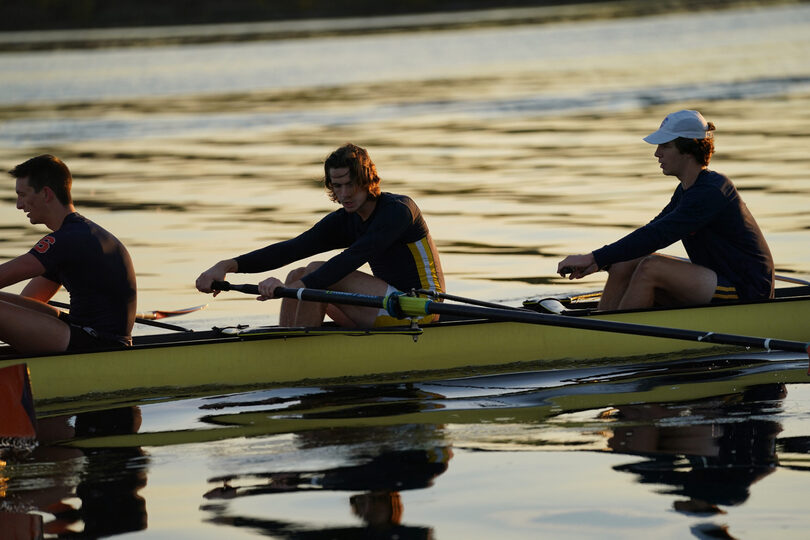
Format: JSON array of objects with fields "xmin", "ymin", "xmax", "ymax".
[
  {"xmin": 0, "ymin": 253, "xmax": 47, "ymax": 290},
  {"xmin": 21, "ymin": 275, "xmax": 61, "ymax": 302},
  {"xmin": 0, "ymin": 255, "xmax": 60, "ymax": 317}
]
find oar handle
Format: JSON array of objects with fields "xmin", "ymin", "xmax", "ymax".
[
  {"xmin": 212, "ymin": 280, "xmax": 260, "ymax": 295},
  {"xmin": 211, "ymin": 280, "xmax": 391, "ymax": 310},
  {"xmin": 212, "ymin": 280, "xmax": 293, "ymax": 298}
]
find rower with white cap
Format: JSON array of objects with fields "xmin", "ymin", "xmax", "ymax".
[{"xmin": 556, "ymin": 109, "xmax": 774, "ymax": 310}]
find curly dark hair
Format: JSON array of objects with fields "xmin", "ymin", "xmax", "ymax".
[
  {"xmin": 323, "ymin": 144, "xmax": 382, "ymax": 202},
  {"xmin": 673, "ymin": 122, "xmax": 716, "ymax": 166}
]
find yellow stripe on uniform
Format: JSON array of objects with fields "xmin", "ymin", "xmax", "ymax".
[
  {"xmin": 407, "ymin": 238, "xmax": 443, "ymax": 293},
  {"xmin": 713, "ymin": 285, "xmax": 738, "ymax": 300}
]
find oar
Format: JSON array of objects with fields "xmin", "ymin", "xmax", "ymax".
[
  {"xmin": 211, "ymin": 280, "xmax": 810, "ymax": 357},
  {"xmin": 136, "ymin": 305, "xmax": 208, "ymax": 320},
  {"xmin": 775, "ymin": 274, "xmax": 810, "ymax": 286},
  {"xmin": 413, "ymin": 288, "xmax": 530, "ymax": 311},
  {"xmin": 48, "ymin": 301, "xmax": 206, "ymax": 332}
]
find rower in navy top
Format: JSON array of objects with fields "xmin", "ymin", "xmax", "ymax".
[
  {"xmin": 32, "ymin": 213, "xmax": 137, "ymax": 340},
  {"xmin": 556, "ymin": 110, "xmax": 774, "ymax": 310},
  {"xmin": 0, "ymin": 155, "xmax": 137, "ymax": 353},
  {"xmin": 196, "ymin": 143, "xmax": 445, "ymax": 327}
]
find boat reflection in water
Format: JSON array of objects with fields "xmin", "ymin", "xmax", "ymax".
[
  {"xmin": 4, "ymin": 354, "xmax": 808, "ymax": 538},
  {"xmin": 604, "ymin": 383, "xmax": 785, "ymax": 538},
  {"xmin": 191, "ymin": 354, "xmax": 808, "ymax": 538},
  {"xmin": 202, "ymin": 444, "xmax": 449, "ymax": 539},
  {"xmin": 200, "ymin": 386, "xmax": 451, "ymax": 539},
  {"xmin": 0, "ymin": 385, "xmax": 148, "ymax": 539}
]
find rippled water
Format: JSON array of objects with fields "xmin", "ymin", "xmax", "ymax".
[
  {"xmin": 1, "ymin": 3, "xmax": 809, "ymax": 326},
  {"xmin": 1, "ymin": 3, "xmax": 810, "ymax": 538}
]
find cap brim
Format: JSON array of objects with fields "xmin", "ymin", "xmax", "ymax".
[{"xmin": 643, "ymin": 130, "xmax": 676, "ymax": 144}]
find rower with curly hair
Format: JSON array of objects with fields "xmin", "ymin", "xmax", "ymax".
[{"xmin": 197, "ymin": 143, "xmax": 444, "ymax": 327}]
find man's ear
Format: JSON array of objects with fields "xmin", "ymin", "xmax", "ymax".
[{"xmin": 40, "ymin": 186, "xmax": 56, "ymax": 203}]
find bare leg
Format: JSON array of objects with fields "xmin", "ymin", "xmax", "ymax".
[
  {"xmin": 324, "ymin": 271, "xmax": 390, "ymax": 327},
  {"xmin": 279, "ymin": 267, "xmax": 324, "ymax": 327},
  {"xmin": 279, "ymin": 263, "xmax": 390, "ymax": 327},
  {"xmin": 0, "ymin": 298, "xmax": 70, "ymax": 354},
  {"xmin": 617, "ymin": 255, "xmax": 717, "ymax": 310},
  {"xmin": 598, "ymin": 258, "xmax": 643, "ymax": 310},
  {"xmin": 0, "ymin": 291, "xmax": 62, "ymax": 317}
]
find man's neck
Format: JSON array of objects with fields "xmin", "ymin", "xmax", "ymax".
[
  {"xmin": 356, "ymin": 198, "xmax": 377, "ymax": 221},
  {"xmin": 45, "ymin": 205, "xmax": 76, "ymax": 231},
  {"xmin": 679, "ymin": 165, "xmax": 707, "ymax": 190}
]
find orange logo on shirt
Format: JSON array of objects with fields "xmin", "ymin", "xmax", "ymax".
[{"xmin": 33, "ymin": 235, "xmax": 56, "ymax": 253}]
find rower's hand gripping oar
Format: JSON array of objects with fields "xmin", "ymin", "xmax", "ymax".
[
  {"xmin": 211, "ymin": 281, "xmax": 810, "ymax": 362},
  {"xmin": 211, "ymin": 280, "xmax": 408, "ymax": 317}
]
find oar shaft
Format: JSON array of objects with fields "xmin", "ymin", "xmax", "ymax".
[
  {"xmin": 211, "ymin": 281, "xmax": 810, "ymax": 355},
  {"xmin": 776, "ymin": 274, "xmax": 810, "ymax": 286},
  {"xmin": 421, "ymin": 301, "xmax": 809, "ymax": 353},
  {"xmin": 49, "ymin": 300, "xmax": 192, "ymax": 332},
  {"xmin": 212, "ymin": 281, "xmax": 386, "ymax": 309},
  {"xmin": 414, "ymin": 289, "xmax": 527, "ymax": 310}
]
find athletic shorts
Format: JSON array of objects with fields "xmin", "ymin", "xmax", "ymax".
[
  {"xmin": 373, "ymin": 285, "xmax": 438, "ymax": 327},
  {"xmin": 711, "ymin": 276, "xmax": 739, "ymax": 302},
  {"xmin": 60, "ymin": 312, "xmax": 131, "ymax": 351},
  {"xmin": 67, "ymin": 325, "xmax": 132, "ymax": 351}
]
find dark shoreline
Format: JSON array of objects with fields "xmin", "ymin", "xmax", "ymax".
[
  {"xmin": 1, "ymin": 0, "xmax": 804, "ymax": 52},
  {"xmin": 1, "ymin": 0, "xmax": 701, "ymax": 31}
]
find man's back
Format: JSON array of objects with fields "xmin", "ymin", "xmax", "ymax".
[{"xmin": 30, "ymin": 213, "xmax": 137, "ymax": 338}]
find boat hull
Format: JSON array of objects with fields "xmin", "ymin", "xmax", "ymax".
[{"xmin": 2, "ymin": 293, "xmax": 808, "ymax": 410}]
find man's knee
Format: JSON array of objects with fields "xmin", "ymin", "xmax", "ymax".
[
  {"xmin": 632, "ymin": 255, "xmax": 672, "ymax": 282},
  {"xmin": 285, "ymin": 261, "xmax": 324, "ymax": 284},
  {"xmin": 607, "ymin": 258, "xmax": 641, "ymax": 279},
  {"xmin": 284, "ymin": 266, "xmax": 307, "ymax": 284}
]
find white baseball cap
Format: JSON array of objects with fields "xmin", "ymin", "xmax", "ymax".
[{"xmin": 643, "ymin": 110, "xmax": 713, "ymax": 144}]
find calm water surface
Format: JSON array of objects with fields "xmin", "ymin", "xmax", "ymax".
[{"xmin": 1, "ymin": 3, "xmax": 810, "ymax": 538}]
